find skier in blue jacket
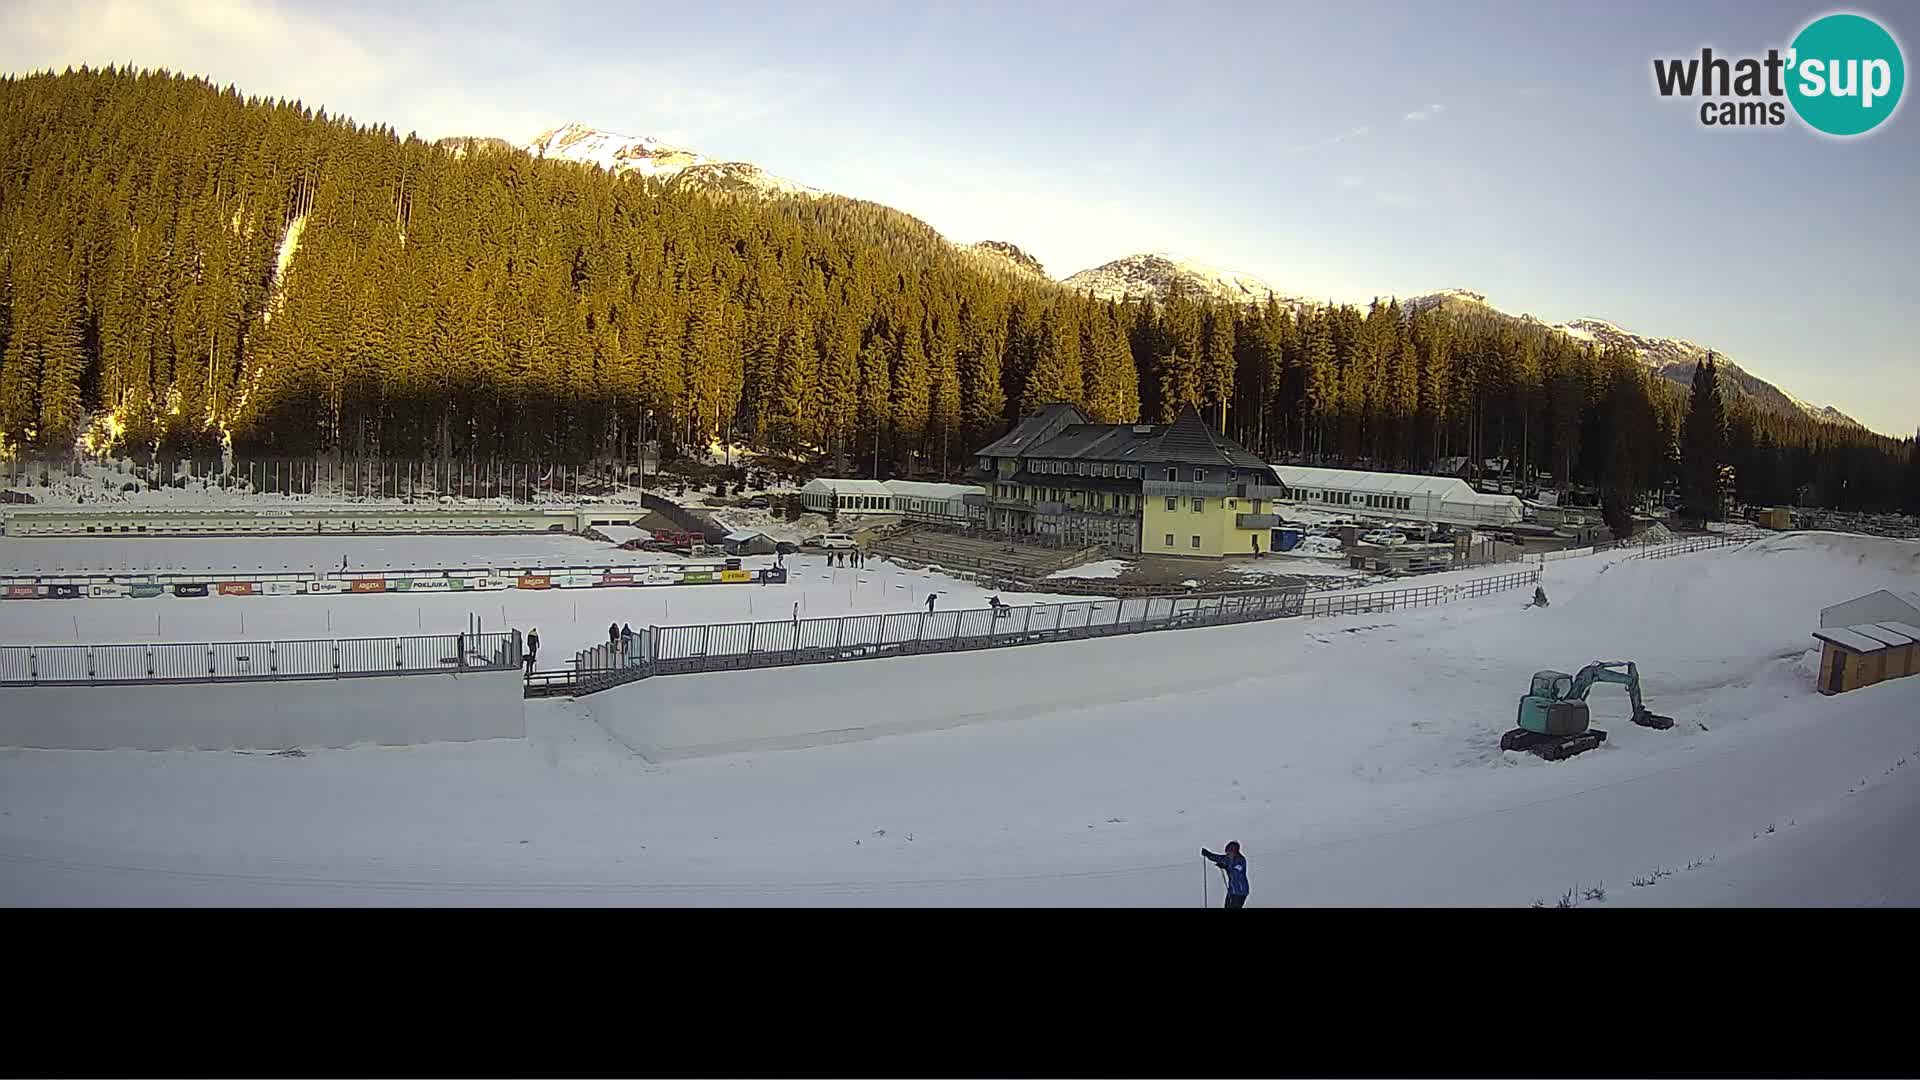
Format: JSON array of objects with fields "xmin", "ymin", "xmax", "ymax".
[{"xmin": 1202, "ymin": 841, "xmax": 1249, "ymax": 908}]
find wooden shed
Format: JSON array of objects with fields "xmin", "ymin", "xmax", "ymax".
[
  {"xmin": 1812, "ymin": 622, "xmax": 1920, "ymax": 695},
  {"xmin": 1754, "ymin": 507, "xmax": 1792, "ymax": 530}
]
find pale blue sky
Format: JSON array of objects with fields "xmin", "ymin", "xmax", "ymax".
[{"xmin": 3, "ymin": 0, "xmax": 1914, "ymax": 434}]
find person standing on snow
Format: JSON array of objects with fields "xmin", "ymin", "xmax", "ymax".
[
  {"xmin": 609, "ymin": 622, "xmax": 621, "ymax": 648},
  {"xmin": 1202, "ymin": 842, "xmax": 1249, "ymax": 909},
  {"xmin": 525, "ymin": 628, "xmax": 540, "ymax": 671},
  {"xmin": 926, "ymin": 592, "xmax": 936, "ymax": 613}
]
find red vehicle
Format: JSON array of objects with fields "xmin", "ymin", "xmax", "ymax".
[{"xmin": 644, "ymin": 528, "xmax": 702, "ymax": 551}]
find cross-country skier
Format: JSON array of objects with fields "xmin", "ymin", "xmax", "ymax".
[{"xmin": 1202, "ymin": 842, "xmax": 1249, "ymax": 909}]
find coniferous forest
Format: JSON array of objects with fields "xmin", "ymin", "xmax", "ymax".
[{"xmin": 1, "ymin": 67, "xmax": 1912, "ymax": 511}]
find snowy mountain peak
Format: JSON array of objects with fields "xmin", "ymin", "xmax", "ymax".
[
  {"xmin": 521, "ymin": 123, "xmax": 819, "ymax": 198},
  {"xmin": 1061, "ymin": 252, "xmax": 1308, "ymax": 308},
  {"xmin": 523, "ymin": 123, "xmax": 705, "ymax": 178},
  {"xmin": 1548, "ymin": 314, "xmax": 1858, "ymax": 428},
  {"xmin": 966, "ymin": 240, "xmax": 1048, "ymax": 278}
]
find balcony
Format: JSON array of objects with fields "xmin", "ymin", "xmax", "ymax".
[
  {"xmin": 1143, "ymin": 479, "xmax": 1289, "ymax": 501},
  {"xmin": 1236, "ymin": 513, "xmax": 1283, "ymax": 530}
]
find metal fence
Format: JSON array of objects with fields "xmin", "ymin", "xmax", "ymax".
[
  {"xmin": 1622, "ymin": 534, "xmax": 1753, "ymax": 560},
  {"xmin": 538, "ymin": 567, "xmax": 1543, "ymax": 697},
  {"xmin": 0, "ymin": 631, "xmax": 520, "ymax": 686}
]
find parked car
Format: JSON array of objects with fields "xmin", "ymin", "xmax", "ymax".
[
  {"xmin": 775, "ymin": 541, "xmax": 800, "ymax": 555},
  {"xmin": 745, "ymin": 496, "xmax": 771, "ymax": 510},
  {"xmin": 1360, "ymin": 529, "xmax": 1407, "ymax": 547},
  {"xmin": 802, "ymin": 533, "xmax": 857, "ymax": 549}
]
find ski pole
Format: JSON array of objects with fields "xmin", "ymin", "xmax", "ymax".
[{"xmin": 1202, "ymin": 859, "xmax": 1209, "ymax": 909}]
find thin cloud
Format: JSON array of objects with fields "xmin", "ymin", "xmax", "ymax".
[
  {"xmin": 1404, "ymin": 103, "xmax": 1447, "ymax": 122},
  {"xmin": 1287, "ymin": 124, "xmax": 1373, "ymax": 154}
]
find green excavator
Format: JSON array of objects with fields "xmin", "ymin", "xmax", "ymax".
[{"xmin": 1500, "ymin": 661, "xmax": 1676, "ymax": 761}]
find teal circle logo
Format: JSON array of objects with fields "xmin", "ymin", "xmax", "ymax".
[{"xmin": 1787, "ymin": 13, "xmax": 1905, "ymax": 136}]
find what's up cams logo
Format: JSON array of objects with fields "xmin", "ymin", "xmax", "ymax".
[{"xmin": 1654, "ymin": 12, "xmax": 1904, "ymax": 136}]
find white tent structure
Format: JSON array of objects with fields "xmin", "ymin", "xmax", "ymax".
[
  {"xmin": 1819, "ymin": 589, "xmax": 1920, "ymax": 629},
  {"xmin": 1270, "ymin": 466, "xmax": 1524, "ymax": 528},
  {"xmin": 880, "ymin": 480, "xmax": 980, "ymax": 520},
  {"xmin": 800, "ymin": 478, "xmax": 893, "ymax": 515},
  {"xmin": 799, "ymin": 478, "xmax": 983, "ymax": 517}
]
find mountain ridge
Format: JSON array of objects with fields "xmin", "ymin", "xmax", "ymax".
[{"xmin": 503, "ymin": 121, "xmax": 1863, "ymax": 431}]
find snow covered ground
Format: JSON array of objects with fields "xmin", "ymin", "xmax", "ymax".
[
  {"xmin": 1223, "ymin": 557, "xmax": 1365, "ymax": 581},
  {"xmin": 3, "ymin": 531, "xmax": 1916, "ymax": 905},
  {"xmin": 1047, "ymin": 558, "xmax": 1131, "ymax": 580},
  {"xmin": 0, "ymin": 535, "xmax": 1095, "ymax": 657},
  {"xmin": 0, "ymin": 532, "xmax": 645, "ymax": 576}
]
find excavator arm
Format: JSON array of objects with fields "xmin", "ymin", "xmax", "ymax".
[{"xmin": 1568, "ymin": 661, "xmax": 1673, "ymax": 729}]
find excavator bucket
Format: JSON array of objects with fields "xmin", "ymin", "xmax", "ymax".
[{"xmin": 1631, "ymin": 709, "xmax": 1676, "ymax": 731}]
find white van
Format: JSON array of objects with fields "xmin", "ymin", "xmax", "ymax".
[{"xmin": 804, "ymin": 533, "xmax": 857, "ymax": 550}]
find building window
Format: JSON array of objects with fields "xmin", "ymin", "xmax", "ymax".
[
  {"xmin": 1193, "ymin": 469, "xmax": 1205, "ymax": 482},
  {"xmin": 1164, "ymin": 533, "xmax": 1175, "ymax": 547},
  {"xmin": 1227, "ymin": 499, "xmax": 1236, "ymax": 509},
  {"xmin": 1191, "ymin": 535, "xmax": 1201, "ymax": 549},
  {"xmin": 1166, "ymin": 467, "xmax": 1177, "ymax": 482},
  {"xmin": 1165, "ymin": 496, "xmax": 1177, "ymax": 511},
  {"xmin": 1191, "ymin": 497, "xmax": 1204, "ymax": 513}
]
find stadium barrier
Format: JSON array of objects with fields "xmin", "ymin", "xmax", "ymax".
[
  {"xmin": 537, "ymin": 567, "xmax": 1545, "ymax": 698},
  {"xmin": 0, "ymin": 630, "xmax": 521, "ymax": 686}
]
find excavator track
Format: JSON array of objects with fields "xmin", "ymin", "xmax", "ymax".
[
  {"xmin": 1631, "ymin": 710, "xmax": 1676, "ymax": 730},
  {"xmin": 1500, "ymin": 727, "xmax": 1608, "ymax": 761}
]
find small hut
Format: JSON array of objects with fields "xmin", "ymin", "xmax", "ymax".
[
  {"xmin": 722, "ymin": 530, "xmax": 779, "ymax": 556},
  {"xmin": 1812, "ymin": 621, "xmax": 1920, "ymax": 695}
]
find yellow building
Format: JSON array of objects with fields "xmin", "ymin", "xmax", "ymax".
[{"xmin": 974, "ymin": 403, "xmax": 1283, "ymax": 557}]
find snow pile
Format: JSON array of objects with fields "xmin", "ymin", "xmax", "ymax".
[
  {"xmin": 1224, "ymin": 559, "xmax": 1362, "ymax": 580},
  {"xmin": 1637, "ymin": 523, "xmax": 1674, "ymax": 545},
  {"xmin": 1047, "ymin": 559, "xmax": 1131, "ymax": 580}
]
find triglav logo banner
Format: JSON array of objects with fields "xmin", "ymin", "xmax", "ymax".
[{"xmin": 1653, "ymin": 11, "xmax": 1905, "ymax": 136}]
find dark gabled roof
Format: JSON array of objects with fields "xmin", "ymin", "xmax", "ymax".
[
  {"xmin": 1148, "ymin": 405, "xmax": 1269, "ymax": 468},
  {"xmin": 976, "ymin": 402, "xmax": 1088, "ymax": 458},
  {"xmin": 983, "ymin": 402, "xmax": 1267, "ymax": 471}
]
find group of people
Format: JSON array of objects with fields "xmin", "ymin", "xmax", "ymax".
[
  {"xmin": 608, "ymin": 622, "xmax": 636, "ymax": 654},
  {"xmin": 826, "ymin": 548, "xmax": 866, "ymax": 568}
]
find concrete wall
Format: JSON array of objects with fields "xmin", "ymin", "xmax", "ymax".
[
  {"xmin": 0, "ymin": 668, "xmax": 524, "ymax": 750},
  {"xmin": 588, "ymin": 616, "xmax": 1302, "ymax": 761}
]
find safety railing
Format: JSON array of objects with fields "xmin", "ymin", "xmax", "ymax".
[
  {"xmin": 1622, "ymin": 534, "xmax": 1753, "ymax": 560},
  {"xmin": 532, "ymin": 567, "xmax": 1542, "ymax": 697},
  {"xmin": 0, "ymin": 631, "xmax": 521, "ymax": 686}
]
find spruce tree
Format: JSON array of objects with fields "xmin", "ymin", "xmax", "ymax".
[
  {"xmin": 1905, "ymin": 426, "xmax": 1920, "ymax": 516},
  {"xmin": 1680, "ymin": 353, "xmax": 1725, "ymax": 523}
]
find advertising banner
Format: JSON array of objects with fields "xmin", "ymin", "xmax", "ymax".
[
  {"xmin": 476, "ymin": 577, "xmax": 509, "ymax": 591},
  {"xmin": 217, "ymin": 582, "xmax": 258, "ymax": 596},
  {"xmin": 401, "ymin": 578, "xmax": 451, "ymax": 592},
  {"xmin": 173, "ymin": 583, "xmax": 210, "ymax": 597},
  {"xmin": 556, "ymin": 573, "xmax": 596, "ymax": 588},
  {"xmin": 48, "ymin": 583, "xmax": 83, "ymax": 599},
  {"xmin": 6, "ymin": 584, "xmax": 41, "ymax": 599},
  {"xmin": 350, "ymin": 578, "xmax": 387, "ymax": 593},
  {"xmin": 720, "ymin": 569, "xmax": 752, "ymax": 583},
  {"xmin": 128, "ymin": 584, "xmax": 166, "ymax": 598},
  {"xmin": 643, "ymin": 568, "xmax": 678, "ymax": 586},
  {"xmin": 681, "ymin": 571, "xmax": 713, "ymax": 584},
  {"xmin": 597, "ymin": 573, "xmax": 635, "ymax": 587},
  {"xmin": 307, "ymin": 580, "xmax": 346, "ymax": 594},
  {"xmin": 263, "ymin": 580, "xmax": 304, "ymax": 596},
  {"xmin": 517, "ymin": 575, "xmax": 552, "ymax": 590},
  {"xmin": 88, "ymin": 583, "xmax": 130, "ymax": 598}
]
